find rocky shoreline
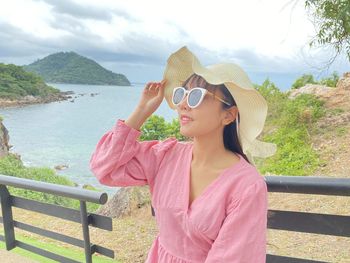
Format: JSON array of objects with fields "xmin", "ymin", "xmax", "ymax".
[{"xmin": 0, "ymin": 91, "xmax": 74, "ymax": 108}]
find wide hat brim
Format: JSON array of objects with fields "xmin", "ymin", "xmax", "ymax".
[{"xmin": 162, "ymin": 46, "xmax": 277, "ymax": 162}]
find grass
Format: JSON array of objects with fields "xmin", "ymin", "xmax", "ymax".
[
  {"xmin": 254, "ymin": 82, "xmax": 327, "ymax": 176},
  {"xmin": 0, "ymin": 230, "xmax": 119, "ymax": 263},
  {"xmin": 335, "ymin": 126, "xmax": 348, "ymax": 137},
  {"xmin": 328, "ymin": 108, "xmax": 345, "ymax": 115}
]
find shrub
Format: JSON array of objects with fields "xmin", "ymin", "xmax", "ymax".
[
  {"xmin": 291, "ymin": 72, "xmax": 340, "ymax": 89},
  {"xmin": 140, "ymin": 115, "xmax": 188, "ymax": 141},
  {"xmin": 319, "ymin": 71, "xmax": 339, "ymax": 87},
  {"xmin": 0, "ymin": 154, "xmax": 99, "ymax": 212},
  {"xmin": 292, "ymin": 74, "xmax": 317, "ymax": 89},
  {"xmin": 255, "ymin": 80, "xmax": 326, "ymax": 176}
]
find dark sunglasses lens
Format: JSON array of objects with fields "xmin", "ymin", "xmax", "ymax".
[
  {"xmin": 173, "ymin": 88, "xmax": 185, "ymax": 104},
  {"xmin": 188, "ymin": 89, "xmax": 203, "ymax": 107}
]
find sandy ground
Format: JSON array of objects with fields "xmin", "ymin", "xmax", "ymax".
[{"xmin": 0, "ymin": 248, "xmax": 37, "ymax": 262}]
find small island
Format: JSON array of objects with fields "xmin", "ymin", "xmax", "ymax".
[
  {"xmin": 0, "ymin": 63, "xmax": 72, "ymax": 108},
  {"xmin": 23, "ymin": 51, "xmax": 131, "ymax": 86}
]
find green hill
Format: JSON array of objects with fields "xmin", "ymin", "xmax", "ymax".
[
  {"xmin": 23, "ymin": 51, "xmax": 131, "ymax": 86},
  {"xmin": 0, "ymin": 63, "xmax": 60, "ymax": 100}
]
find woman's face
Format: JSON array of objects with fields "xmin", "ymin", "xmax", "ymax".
[{"xmin": 175, "ymin": 76, "xmax": 233, "ymax": 138}]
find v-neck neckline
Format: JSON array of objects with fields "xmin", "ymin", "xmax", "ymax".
[{"xmin": 185, "ymin": 143, "xmax": 243, "ymax": 213}]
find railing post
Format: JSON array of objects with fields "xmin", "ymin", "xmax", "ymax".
[
  {"xmin": 80, "ymin": 200, "xmax": 92, "ymax": 263},
  {"xmin": 0, "ymin": 185, "xmax": 16, "ymax": 250}
]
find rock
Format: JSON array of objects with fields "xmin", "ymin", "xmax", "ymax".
[
  {"xmin": 96, "ymin": 186, "xmax": 151, "ymax": 218},
  {"xmin": 61, "ymin": 91, "xmax": 74, "ymax": 95},
  {"xmin": 287, "ymin": 72, "xmax": 350, "ymax": 110},
  {"xmin": 336, "ymin": 72, "xmax": 350, "ymax": 90},
  {"xmin": 0, "ymin": 90, "xmax": 74, "ymax": 108},
  {"xmin": 288, "ymin": 84, "xmax": 333, "ymax": 99},
  {"xmin": 0, "ymin": 121, "xmax": 10, "ymax": 157},
  {"xmin": 12, "ymin": 153, "xmax": 21, "ymax": 160},
  {"xmin": 23, "ymin": 95, "xmax": 38, "ymax": 102},
  {"xmin": 54, "ymin": 164, "xmax": 69, "ymax": 170}
]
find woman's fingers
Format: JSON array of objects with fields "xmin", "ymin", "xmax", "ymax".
[
  {"xmin": 149, "ymin": 82, "xmax": 155, "ymax": 90},
  {"xmin": 145, "ymin": 82, "xmax": 152, "ymax": 90},
  {"xmin": 145, "ymin": 79, "xmax": 166, "ymax": 92}
]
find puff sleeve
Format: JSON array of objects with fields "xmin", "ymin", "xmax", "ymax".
[
  {"xmin": 89, "ymin": 119, "xmax": 177, "ymax": 188},
  {"xmin": 204, "ymin": 178, "xmax": 268, "ymax": 263}
]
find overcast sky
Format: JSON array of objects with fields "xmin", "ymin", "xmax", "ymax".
[{"xmin": 0, "ymin": 0, "xmax": 348, "ymax": 89}]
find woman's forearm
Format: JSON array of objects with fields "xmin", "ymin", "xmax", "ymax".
[{"xmin": 125, "ymin": 106, "xmax": 149, "ymax": 131}]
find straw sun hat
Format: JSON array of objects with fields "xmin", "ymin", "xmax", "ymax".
[{"xmin": 162, "ymin": 46, "xmax": 277, "ymax": 164}]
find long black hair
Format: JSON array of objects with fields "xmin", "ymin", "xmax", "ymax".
[{"xmin": 182, "ymin": 73, "xmax": 251, "ymax": 164}]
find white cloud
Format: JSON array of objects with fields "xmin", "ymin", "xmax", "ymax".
[
  {"xmin": 0, "ymin": 0, "xmax": 69, "ymax": 39},
  {"xmin": 72, "ymin": 0, "xmax": 316, "ymax": 58},
  {"xmin": 0, "ymin": 0, "xmax": 347, "ymax": 86},
  {"xmin": 0, "ymin": 0, "xmax": 315, "ymax": 57}
]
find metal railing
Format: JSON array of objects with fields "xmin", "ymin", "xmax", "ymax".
[
  {"xmin": 0, "ymin": 174, "xmax": 114, "ymax": 263},
  {"xmin": 151, "ymin": 175, "xmax": 350, "ymax": 263},
  {"xmin": 265, "ymin": 175, "xmax": 350, "ymax": 263}
]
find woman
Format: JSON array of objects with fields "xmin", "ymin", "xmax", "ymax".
[{"xmin": 89, "ymin": 46, "xmax": 276, "ymax": 262}]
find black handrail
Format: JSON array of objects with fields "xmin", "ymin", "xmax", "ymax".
[
  {"xmin": 0, "ymin": 174, "xmax": 108, "ymax": 204},
  {"xmin": 265, "ymin": 175, "xmax": 350, "ymax": 196},
  {"xmin": 0, "ymin": 174, "xmax": 114, "ymax": 263}
]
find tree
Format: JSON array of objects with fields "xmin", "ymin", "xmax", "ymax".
[
  {"xmin": 291, "ymin": 74, "xmax": 317, "ymax": 89},
  {"xmin": 305, "ymin": 0, "xmax": 350, "ymax": 64}
]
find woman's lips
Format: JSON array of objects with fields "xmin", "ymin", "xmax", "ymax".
[{"xmin": 180, "ymin": 116, "xmax": 193, "ymax": 125}]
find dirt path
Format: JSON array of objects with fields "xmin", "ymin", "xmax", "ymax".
[{"xmin": 0, "ymin": 248, "xmax": 37, "ymax": 262}]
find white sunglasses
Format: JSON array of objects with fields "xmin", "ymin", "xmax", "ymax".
[{"xmin": 172, "ymin": 86, "xmax": 231, "ymax": 109}]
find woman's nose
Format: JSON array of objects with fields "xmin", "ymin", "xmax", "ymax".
[{"xmin": 178, "ymin": 94, "xmax": 190, "ymax": 110}]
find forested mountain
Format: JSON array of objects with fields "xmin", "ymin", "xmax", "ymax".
[
  {"xmin": 0, "ymin": 63, "xmax": 60, "ymax": 100},
  {"xmin": 24, "ymin": 52, "xmax": 131, "ymax": 86}
]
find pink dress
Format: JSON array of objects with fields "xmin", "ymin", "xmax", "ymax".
[{"xmin": 89, "ymin": 119, "xmax": 268, "ymax": 263}]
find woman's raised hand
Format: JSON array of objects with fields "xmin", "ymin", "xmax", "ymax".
[
  {"xmin": 137, "ymin": 79, "xmax": 166, "ymax": 117},
  {"xmin": 125, "ymin": 80, "xmax": 167, "ymax": 131}
]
